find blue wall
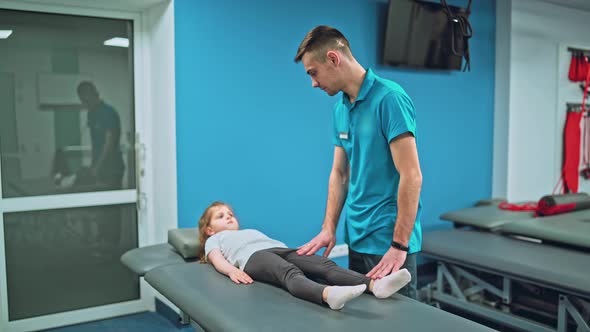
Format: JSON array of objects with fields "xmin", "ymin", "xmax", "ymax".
[{"xmin": 175, "ymin": 0, "xmax": 496, "ymax": 250}]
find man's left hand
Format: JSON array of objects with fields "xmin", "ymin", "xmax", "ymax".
[{"xmin": 366, "ymin": 247, "xmax": 407, "ymax": 279}]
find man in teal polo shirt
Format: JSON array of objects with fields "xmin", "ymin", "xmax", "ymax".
[
  {"xmin": 295, "ymin": 26, "xmax": 423, "ymax": 299},
  {"xmin": 77, "ymin": 81, "xmax": 125, "ymax": 189}
]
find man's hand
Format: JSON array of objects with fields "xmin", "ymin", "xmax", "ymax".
[
  {"xmin": 366, "ymin": 247, "xmax": 407, "ymax": 279},
  {"xmin": 228, "ymin": 270, "xmax": 253, "ymax": 284},
  {"xmin": 297, "ymin": 229, "xmax": 336, "ymax": 257}
]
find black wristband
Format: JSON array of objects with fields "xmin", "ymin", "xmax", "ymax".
[{"xmin": 390, "ymin": 240, "xmax": 409, "ymax": 252}]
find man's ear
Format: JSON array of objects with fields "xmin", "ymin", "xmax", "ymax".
[{"xmin": 326, "ymin": 50, "xmax": 340, "ymax": 66}]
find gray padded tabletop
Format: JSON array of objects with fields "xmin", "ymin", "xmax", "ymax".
[
  {"xmin": 145, "ymin": 263, "xmax": 495, "ymax": 332},
  {"xmin": 422, "ymin": 229, "xmax": 590, "ymax": 297},
  {"xmin": 498, "ymin": 210, "xmax": 590, "ymax": 249},
  {"xmin": 121, "ymin": 243, "xmax": 186, "ymax": 276},
  {"xmin": 440, "ymin": 205, "xmax": 534, "ymax": 230}
]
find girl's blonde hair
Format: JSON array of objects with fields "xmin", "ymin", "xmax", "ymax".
[{"xmin": 197, "ymin": 201, "xmax": 232, "ymax": 263}]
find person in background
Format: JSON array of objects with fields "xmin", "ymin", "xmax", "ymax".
[{"xmin": 77, "ymin": 81, "xmax": 125, "ymax": 189}]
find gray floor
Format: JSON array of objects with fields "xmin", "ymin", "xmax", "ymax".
[{"xmin": 43, "ymin": 311, "xmax": 193, "ymax": 332}]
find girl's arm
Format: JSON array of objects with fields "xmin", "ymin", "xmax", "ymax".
[{"xmin": 207, "ymin": 249, "xmax": 253, "ymax": 284}]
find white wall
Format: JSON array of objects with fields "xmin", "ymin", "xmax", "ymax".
[
  {"xmin": 502, "ymin": 0, "xmax": 590, "ymax": 201},
  {"xmin": 142, "ymin": 0, "xmax": 177, "ymax": 246},
  {"xmin": 0, "ymin": 49, "xmax": 54, "ymax": 179},
  {"xmin": 133, "ymin": 0, "xmax": 178, "ymax": 315},
  {"xmin": 492, "ymin": 0, "xmax": 512, "ymax": 198}
]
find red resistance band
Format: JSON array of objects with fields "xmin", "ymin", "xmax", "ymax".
[
  {"xmin": 498, "ymin": 200, "xmax": 576, "ymax": 217},
  {"xmin": 497, "ymin": 201, "xmax": 537, "ymax": 211},
  {"xmin": 562, "ymin": 111, "xmax": 583, "ymax": 193}
]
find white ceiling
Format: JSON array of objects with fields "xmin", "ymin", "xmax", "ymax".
[
  {"xmin": 0, "ymin": 7, "xmax": 132, "ymax": 51},
  {"xmin": 537, "ymin": 0, "xmax": 590, "ymax": 12},
  {"xmin": 0, "ymin": 0, "xmax": 172, "ymax": 52}
]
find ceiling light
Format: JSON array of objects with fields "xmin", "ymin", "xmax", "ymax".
[
  {"xmin": 0, "ymin": 30, "xmax": 13, "ymax": 39},
  {"xmin": 103, "ymin": 37, "xmax": 129, "ymax": 48}
]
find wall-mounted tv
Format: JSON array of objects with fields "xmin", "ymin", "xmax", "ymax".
[{"xmin": 382, "ymin": 0, "xmax": 472, "ymax": 71}]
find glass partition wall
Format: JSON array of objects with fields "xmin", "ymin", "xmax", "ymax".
[{"xmin": 0, "ymin": 8, "xmax": 142, "ymax": 331}]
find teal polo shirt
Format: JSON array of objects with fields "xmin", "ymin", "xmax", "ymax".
[
  {"xmin": 332, "ymin": 68, "xmax": 422, "ymax": 255},
  {"xmin": 88, "ymin": 102, "xmax": 124, "ymax": 173}
]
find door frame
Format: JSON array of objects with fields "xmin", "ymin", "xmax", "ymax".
[{"xmin": 0, "ymin": 1, "xmax": 177, "ymax": 331}]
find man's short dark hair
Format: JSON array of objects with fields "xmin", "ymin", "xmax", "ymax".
[
  {"xmin": 294, "ymin": 25, "xmax": 351, "ymax": 63},
  {"xmin": 77, "ymin": 81, "xmax": 98, "ymax": 95}
]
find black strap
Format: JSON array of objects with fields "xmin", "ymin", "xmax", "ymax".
[
  {"xmin": 440, "ymin": 0, "xmax": 473, "ymax": 71},
  {"xmin": 391, "ymin": 240, "xmax": 409, "ymax": 252}
]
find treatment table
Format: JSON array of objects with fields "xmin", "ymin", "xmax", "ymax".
[
  {"xmin": 441, "ymin": 203, "xmax": 590, "ymax": 249},
  {"xmin": 441, "ymin": 195, "xmax": 590, "ymax": 250},
  {"xmin": 425, "ymin": 202, "xmax": 590, "ymax": 332},
  {"xmin": 440, "ymin": 204, "xmax": 534, "ymax": 230},
  {"xmin": 122, "ymin": 229, "xmax": 495, "ymax": 331}
]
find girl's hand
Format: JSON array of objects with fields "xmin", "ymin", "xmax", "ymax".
[{"xmin": 228, "ymin": 270, "xmax": 253, "ymax": 284}]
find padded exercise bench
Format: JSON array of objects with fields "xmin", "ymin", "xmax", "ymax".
[
  {"xmin": 440, "ymin": 204, "xmax": 534, "ymax": 230},
  {"xmin": 440, "ymin": 202, "xmax": 590, "ymax": 250},
  {"xmin": 122, "ymin": 229, "xmax": 495, "ymax": 331},
  {"xmin": 421, "ymin": 228, "xmax": 590, "ymax": 332}
]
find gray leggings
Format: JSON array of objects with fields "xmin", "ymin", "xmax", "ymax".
[{"xmin": 243, "ymin": 248, "xmax": 370, "ymax": 305}]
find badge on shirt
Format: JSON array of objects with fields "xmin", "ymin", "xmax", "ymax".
[{"xmin": 336, "ymin": 108, "xmax": 350, "ymax": 141}]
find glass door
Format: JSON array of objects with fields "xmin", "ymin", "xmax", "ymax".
[{"xmin": 0, "ymin": 8, "xmax": 145, "ymax": 331}]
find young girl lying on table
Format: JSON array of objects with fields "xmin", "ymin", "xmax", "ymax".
[{"xmin": 197, "ymin": 201, "xmax": 411, "ymax": 310}]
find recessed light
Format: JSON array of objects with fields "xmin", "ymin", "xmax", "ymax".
[
  {"xmin": 103, "ymin": 37, "xmax": 129, "ymax": 48},
  {"xmin": 0, "ymin": 30, "xmax": 13, "ymax": 39}
]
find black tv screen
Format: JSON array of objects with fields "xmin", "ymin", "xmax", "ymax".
[{"xmin": 383, "ymin": 0, "xmax": 469, "ymax": 70}]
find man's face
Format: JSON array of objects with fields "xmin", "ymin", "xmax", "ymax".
[
  {"xmin": 302, "ymin": 52, "xmax": 340, "ymax": 96},
  {"xmin": 78, "ymin": 89, "xmax": 100, "ymax": 110}
]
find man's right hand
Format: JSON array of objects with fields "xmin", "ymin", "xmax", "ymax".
[{"xmin": 297, "ymin": 229, "xmax": 336, "ymax": 257}]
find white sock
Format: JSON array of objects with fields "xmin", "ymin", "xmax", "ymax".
[
  {"xmin": 372, "ymin": 268, "xmax": 412, "ymax": 299},
  {"xmin": 325, "ymin": 284, "xmax": 366, "ymax": 310}
]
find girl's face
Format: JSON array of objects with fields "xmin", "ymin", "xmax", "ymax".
[{"xmin": 206, "ymin": 205, "xmax": 239, "ymax": 236}]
